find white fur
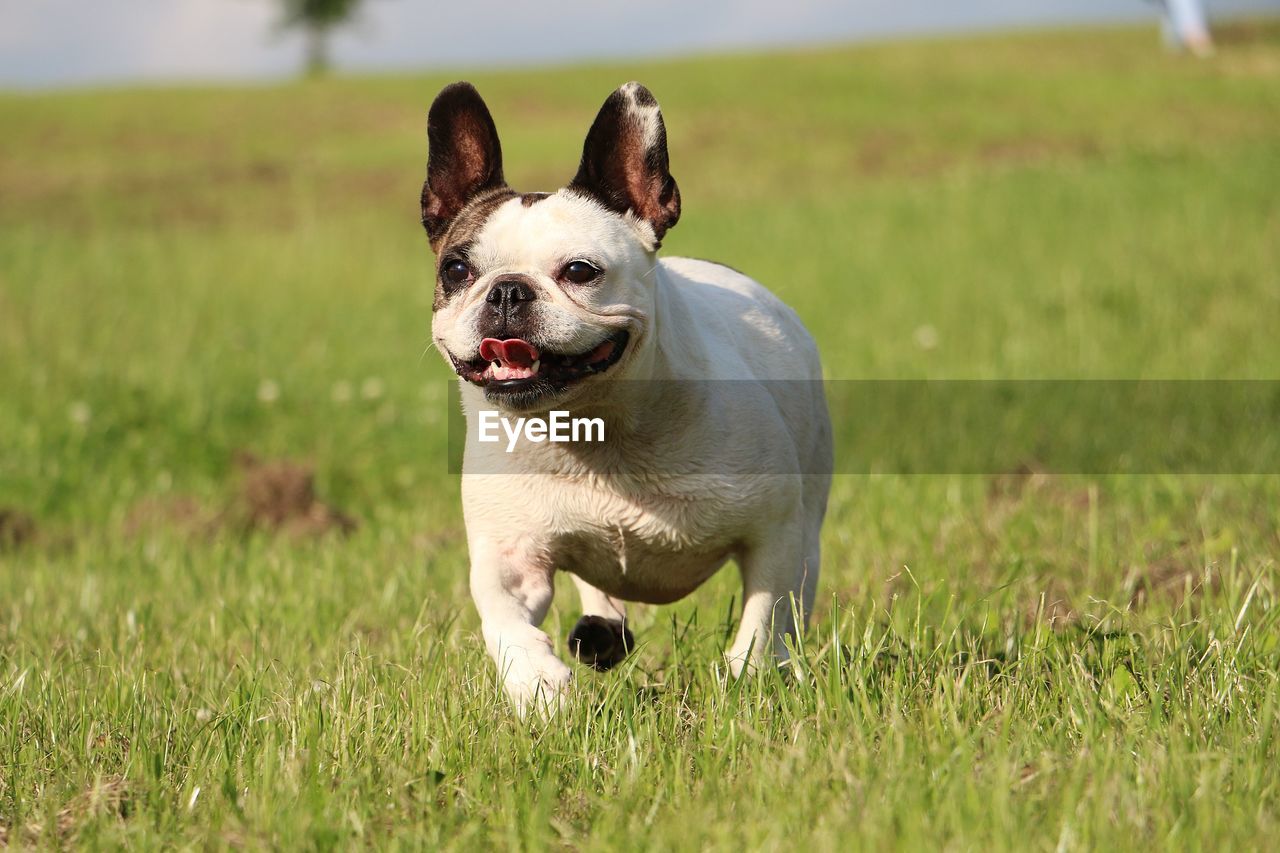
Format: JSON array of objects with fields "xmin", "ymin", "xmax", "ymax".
[
  {"xmin": 434, "ymin": 194, "xmax": 832, "ymax": 716},
  {"xmin": 434, "ymin": 193, "xmax": 653, "ymax": 364},
  {"xmin": 621, "ymin": 81, "xmax": 663, "ymax": 152}
]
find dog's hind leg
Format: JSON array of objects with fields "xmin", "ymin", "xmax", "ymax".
[
  {"xmin": 567, "ymin": 574, "xmax": 634, "ymax": 672},
  {"xmin": 726, "ymin": 515, "xmax": 808, "ymax": 678}
]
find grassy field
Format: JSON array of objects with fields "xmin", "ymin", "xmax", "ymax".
[{"xmin": 2, "ymin": 20, "xmax": 1280, "ymax": 849}]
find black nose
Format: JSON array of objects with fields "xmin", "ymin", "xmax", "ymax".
[{"xmin": 485, "ymin": 277, "xmax": 535, "ymax": 311}]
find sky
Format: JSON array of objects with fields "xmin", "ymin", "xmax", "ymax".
[{"xmin": 1, "ymin": 0, "xmax": 1278, "ymax": 89}]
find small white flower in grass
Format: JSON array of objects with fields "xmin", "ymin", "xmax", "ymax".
[
  {"xmin": 360, "ymin": 377, "xmax": 385, "ymax": 400},
  {"xmin": 257, "ymin": 379, "xmax": 280, "ymax": 404},
  {"xmin": 69, "ymin": 401, "xmax": 91, "ymax": 425},
  {"xmin": 331, "ymin": 380, "xmax": 353, "ymax": 403},
  {"xmin": 195, "ymin": 708, "xmax": 213, "ymax": 723},
  {"xmin": 913, "ymin": 324, "xmax": 939, "ymax": 351}
]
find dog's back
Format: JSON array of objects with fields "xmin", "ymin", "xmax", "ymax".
[{"xmin": 656, "ymin": 257, "xmax": 824, "ymax": 382}]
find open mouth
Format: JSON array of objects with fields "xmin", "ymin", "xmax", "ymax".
[{"xmin": 449, "ymin": 329, "xmax": 630, "ymax": 398}]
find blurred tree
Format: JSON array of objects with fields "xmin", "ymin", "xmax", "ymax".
[{"xmin": 278, "ymin": 0, "xmax": 364, "ymax": 77}]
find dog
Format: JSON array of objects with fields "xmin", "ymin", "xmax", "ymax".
[{"xmin": 421, "ymin": 81, "xmax": 832, "ymax": 713}]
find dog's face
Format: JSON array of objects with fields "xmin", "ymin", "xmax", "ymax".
[{"xmin": 422, "ymin": 82, "xmax": 680, "ymax": 411}]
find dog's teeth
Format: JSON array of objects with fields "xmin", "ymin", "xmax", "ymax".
[{"xmin": 531, "ymin": 359, "xmax": 540, "ymax": 374}]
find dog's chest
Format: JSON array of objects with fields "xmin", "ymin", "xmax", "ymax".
[{"xmin": 546, "ymin": 483, "xmax": 741, "ymax": 604}]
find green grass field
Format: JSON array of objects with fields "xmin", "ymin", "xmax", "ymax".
[{"xmin": 3, "ymin": 20, "xmax": 1280, "ymax": 849}]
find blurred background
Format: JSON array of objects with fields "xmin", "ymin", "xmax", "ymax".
[
  {"xmin": 3, "ymin": 0, "xmax": 1279, "ymax": 87},
  {"xmin": 2, "ymin": 2, "xmax": 1280, "ymax": 846},
  {"xmin": 1, "ymin": 0, "xmax": 1277, "ymax": 535}
]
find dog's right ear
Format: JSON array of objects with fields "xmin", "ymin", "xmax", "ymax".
[
  {"xmin": 570, "ymin": 82, "xmax": 680, "ymax": 249},
  {"xmin": 420, "ymin": 82, "xmax": 506, "ymax": 250}
]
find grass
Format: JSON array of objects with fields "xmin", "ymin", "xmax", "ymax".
[{"xmin": 2, "ymin": 19, "xmax": 1280, "ymax": 850}]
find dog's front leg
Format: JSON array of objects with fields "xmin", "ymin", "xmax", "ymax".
[
  {"xmin": 469, "ymin": 538, "xmax": 572, "ymax": 715},
  {"xmin": 726, "ymin": 521, "xmax": 809, "ymax": 677}
]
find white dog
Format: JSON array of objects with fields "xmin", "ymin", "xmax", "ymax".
[{"xmin": 421, "ymin": 81, "xmax": 832, "ymax": 712}]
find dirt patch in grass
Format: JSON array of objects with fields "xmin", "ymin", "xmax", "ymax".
[
  {"xmin": 846, "ymin": 131, "xmax": 1102, "ymax": 181},
  {"xmin": 986, "ymin": 464, "xmax": 1094, "ymax": 513},
  {"xmin": 123, "ymin": 495, "xmax": 222, "ymax": 540},
  {"xmin": 1022, "ymin": 580, "xmax": 1080, "ymax": 630},
  {"xmin": 1213, "ymin": 18, "xmax": 1280, "ymax": 47},
  {"xmin": 1124, "ymin": 542, "xmax": 1218, "ymax": 613},
  {"xmin": 231, "ymin": 452, "xmax": 357, "ymax": 538},
  {"xmin": 124, "ymin": 454, "xmax": 356, "ymax": 542},
  {"xmin": 0, "ymin": 775, "xmax": 132, "ymax": 847},
  {"xmin": 978, "ymin": 137, "xmax": 1101, "ymax": 169},
  {"xmin": 0, "ymin": 507, "xmax": 38, "ymax": 552},
  {"xmin": 1126, "ymin": 560, "xmax": 1198, "ymax": 610}
]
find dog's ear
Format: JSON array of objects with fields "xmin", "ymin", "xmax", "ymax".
[
  {"xmin": 570, "ymin": 82, "xmax": 680, "ymax": 248},
  {"xmin": 420, "ymin": 82, "xmax": 506, "ymax": 249}
]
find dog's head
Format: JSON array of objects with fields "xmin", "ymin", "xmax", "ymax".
[{"xmin": 422, "ymin": 81, "xmax": 680, "ymax": 411}]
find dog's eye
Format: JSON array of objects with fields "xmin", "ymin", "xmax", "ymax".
[
  {"xmin": 441, "ymin": 259, "xmax": 472, "ymax": 288},
  {"xmin": 561, "ymin": 260, "xmax": 601, "ymax": 285}
]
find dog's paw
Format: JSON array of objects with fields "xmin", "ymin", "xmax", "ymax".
[
  {"xmin": 725, "ymin": 649, "xmax": 798, "ymax": 681},
  {"xmin": 506, "ymin": 657, "xmax": 573, "ymax": 719},
  {"xmin": 568, "ymin": 615, "xmax": 635, "ymax": 671}
]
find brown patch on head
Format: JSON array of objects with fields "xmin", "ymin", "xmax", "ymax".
[
  {"xmin": 570, "ymin": 82, "xmax": 680, "ymax": 247},
  {"xmin": 0, "ymin": 507, "xmax": 37, "ymax": 552},
  {"xmin": 421, "ymin": 82, "xmax": 508, "ymax": 251},
  {"xmin": 520, "ymin": 192, "xmax": 551, "ymax": 206},
  {"xmin": 437, "ymin": 186, "xmax": 517, "ymax": 248},
  {"xmin": 431, "ymin": 186, "xmax": 518, "ymax": 310},
  {"xmin": 232, "ymin": 452, "xmax": 356, "ymax": 538}
]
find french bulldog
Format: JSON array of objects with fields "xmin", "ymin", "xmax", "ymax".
[{"xmin": 421, "ymin": 81, "xmax": 832, "ymax": 713}]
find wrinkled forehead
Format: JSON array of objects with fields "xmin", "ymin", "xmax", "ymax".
[{"xmin": 454, "ymin": 191, "xmax": 641, "ymax": 272}]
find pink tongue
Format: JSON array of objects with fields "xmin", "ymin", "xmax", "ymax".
[{"xmin": 479, "ymin": 337, "xmax": 539, "ymax": 367}]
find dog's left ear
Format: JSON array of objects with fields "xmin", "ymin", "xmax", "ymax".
[
  {"xmin": 421, "ymin": 82, "xmax": 506, "ymax": 250},
  {"xmin": 570, "ymin": 82, "xmax": 680, "ymax": 248}
]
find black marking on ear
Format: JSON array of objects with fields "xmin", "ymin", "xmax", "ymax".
[
  {"xmin": 630, "ymin": 85, "xmax": 658, "ymax": 107},
  {"xmin": 421, "ymin": 82, "xmax": 507, "ymax": 251},
  {"xmin": 569, "ymin": 81, "xmax": 680, "ymax": 248}
]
